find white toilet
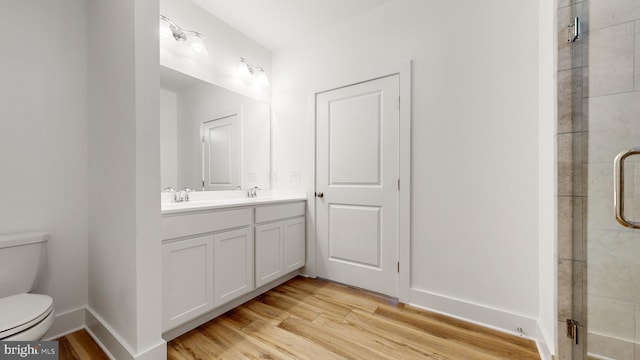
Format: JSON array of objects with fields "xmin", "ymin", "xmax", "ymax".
[{"xmin": 0, "ymin": 232, "xmax": 54, "ymax": 341}]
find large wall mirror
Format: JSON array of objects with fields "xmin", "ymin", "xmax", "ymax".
[{"xmin": 160, "ymin": 66, "xmax": 271, "ymax": 191}]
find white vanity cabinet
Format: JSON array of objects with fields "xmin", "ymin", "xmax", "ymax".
[
  {"xmin": 162, "ymin": 234, "xmax": 214, "ymax": 331},
  {"xmin": 255, "ymin": 202, "xmax": 306, "ymax": 287},
  {"xmin": 161, "ymin": 207, "xmax": 253, "ymax": 332},
  {"xmin": 213, "ymin": 227, "xmax": 253, "ymax": 307},
  {"xmin": 161, "ymin": 199, "xmax": 306, "ymax": 335}
]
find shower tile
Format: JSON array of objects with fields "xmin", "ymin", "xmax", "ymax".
[
  {"xmin": 557, "ymin": 259, "xmax": 586, "ymax": 324},
  {"xmin": 589, "ymin": 295, "xmax": 635, "ymax": 341},
  {"xmin": 588, "ymin": 229, "xmax": 640, "ymax": 303},
  {"xmin": 588, "ymin": 22, "xmax": 635, "ymax": 96},
  {"xmin": 557, "ymin": 320, "xmax": 574, "ymax": 359},
  {"xmin": 588, "ymin": 332, "xmax": 635, "ymax": 360},
  {"xmin": 590, "ymin": 0, "xmax": 640, "ymax": 31},
  {"xmin": 558, "ymin": 133, "xmax": 587, "ymax": 197},
  {"xmin": 559, "ymin": 259, "xmax": 573, "ymax": 320},
  {"xmin": 636, "ymin": 20, "xmax": 640, "ymax": 90},
  {"xmin": 574, "ymin": 261, "xmax": 587, "ymax": 325},
  {"xmin": 559, "ymin": 4, "xmax": 584, "ymax": 71},
  {"xmin": 589, "ymin": 91, "xmax": 640, "ymax": 164},
  {"xmin": 571, "ymin": 68, "xmax": 585, "ymax": 132},
  {"xmin": 557, "ymin": 322, "xmax": 587, "ymax": 360},
  {"xmin": 587, "ymin": 163, "xmax": 635, "ymax": 231},
  {"xmin": 556, "ymin": 70, "xmax": 587, "ymax": 134},
  {"xmin": 558, "ymin": 70, "xmax": 574, "ymax": 133},
  {"xmin": 581, "ymin": 66, "xmax": 589, "ymax": 100},
  {"xmin": 635, "ymin": 162, "xmax": 640, "ymax": 226},
  {"xmin": 558, "ymin": 197, "xmax": 585, "ymax": 261},
  {"xmin": 636, "ymin": 304, "xmax": 640, "ymax": 343}
]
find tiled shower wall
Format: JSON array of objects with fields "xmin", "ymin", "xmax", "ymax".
[
  {"xmin": 557, "ymin": 0, "xmax": 588, "ymax": 358},
  {"xmin": 558, "ymin": 0, "xmax": 640, "ymax": 359}
]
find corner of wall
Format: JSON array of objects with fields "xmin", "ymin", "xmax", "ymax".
[
  {"xmin": 43, "ymin": 308, "xmax": 86, "ymax": 341},
  {"xmin": 536, "ymin": 320, "xmax": 554, "ymax": 360},
  {"xmin": 85, "ymin": 308, "xmax": 167, "ymax": 360},
  {"xmin": 409, "ymin": 288, "xmax": 538, "ymax": 339}
]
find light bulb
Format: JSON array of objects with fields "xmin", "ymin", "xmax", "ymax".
[
  {"xmin": 159, "ymin": 20, "xmax": 173, "ymax": 41},
  {"xmin": 236, "ymin": 59, "xmax": 252, "ymax": 80},
  {"xmin": 190, "ymin": 34, "xmax": 208, "ymax": 56},
  {"xmin": 254, "ymin": 70, "xmax": 270, "ymax": 87}
]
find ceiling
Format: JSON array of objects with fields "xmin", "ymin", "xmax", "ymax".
[{"xmin": 191, "ymin": 0, "xmax": 390, "ymax": 50}]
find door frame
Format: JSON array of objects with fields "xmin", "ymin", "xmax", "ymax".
[
  {"xmin": 200, "ymin": 109, "xmax": 243, "ymax": 191},
  {"xmin": 305, "ymin": 60, "xmax": 412, "ymax": 302}
]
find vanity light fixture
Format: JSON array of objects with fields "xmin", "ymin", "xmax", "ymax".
[
  {"xmin": 160, "ymin": 14, "xmax": 208, "ymax": 56},
  {"xmin": 237, "ymin": 57, "xmax": 270, "ymax": 87}
]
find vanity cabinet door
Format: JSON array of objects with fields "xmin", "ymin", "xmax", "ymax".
[
  {"xmin": 162, "ymin": 235, "xmax": 214, "ymax": 331},
  {"xmin": 255, "ymin": 222, "xmax": 284, "ymax": 288},
  {"xmin": 255, "ymin": 216, "xmax": 306, "ymax": 288},
  {"xmin": 213, "ymin": 227, "xmax": 254, "ymax": 307},
  {"xmin": 283, "ymin": 217, "xmax": 306, "ymax": 272}
]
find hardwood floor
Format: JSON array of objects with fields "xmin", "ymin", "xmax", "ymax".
[
  {"xmin": 56, "ymin": 276, "xmax": 540, "ymax": 359},
  {"xmin": 168, "ymin": 276, "xmax": 540, "ymax": 360},
  {"xmin": 56, "ymin": 329, "xmax": 109, "ymax": 360}
]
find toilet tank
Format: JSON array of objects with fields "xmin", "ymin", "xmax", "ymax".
[{"xmin": 0, "ymin": 232, "xmax": 49, "ymax": 298}]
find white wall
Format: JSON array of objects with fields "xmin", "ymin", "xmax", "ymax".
[
  {"xmin": 160, "ymin": 0, "xmax": 272, "ymax": 104},
  {"xmin": 0, "ymin": 0, "xmax": 88, "ymax": 327},
  {"xmin": 273, "ymin": 0, "xmax": 542, "ymax": 337},
  {"xmin": 87, "ymin": 0, "xmax": 164, "ymax": 358},
  {"xmin": 160, "ymin": 89, "xmax": 179, "ymax": 190},
  {"xmin": 538, "ymin": 0, "xmax": 558, "ymax": 357}
]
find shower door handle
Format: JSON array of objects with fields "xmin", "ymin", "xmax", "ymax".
[{"xmin": 614, "ymin": 148, "xmax": 640, "ymax": 229}]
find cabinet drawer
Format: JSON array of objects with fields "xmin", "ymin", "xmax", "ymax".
[
  {"xmin": 161, "ymin": 208, "xmax": 252, "ymax": 240},
  {"xmin": 255, "ymin": 202, "xmax": 305, "ymax": 223}
]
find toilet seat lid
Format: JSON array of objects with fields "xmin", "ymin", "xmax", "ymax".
[{"xmin": 0, "ymin": 293, "xmax": 53, "ymax": 339}]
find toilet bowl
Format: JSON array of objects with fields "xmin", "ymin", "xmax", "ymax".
[{"xmin": 0, "ymin": 232, "xmax": 54, "ymax": 341}]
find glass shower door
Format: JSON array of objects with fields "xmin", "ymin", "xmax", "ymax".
[{"xmin": 586, "ymin": 1, "xmax": 640, "ymax": 358}]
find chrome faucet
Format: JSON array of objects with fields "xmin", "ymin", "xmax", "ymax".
[
  {"xmin": 247, "ymin": 187, "xmax": 259, "ymax": 198},
  {"xmin": 164, "ymin": 187, "xmax": 176, "ymax": 201},
  {"xmin": 174, "ymin": 187, "xmax": 192, "ymax": 202}
]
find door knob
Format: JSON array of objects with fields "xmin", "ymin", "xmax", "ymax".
[{"xmin": 315, "ymin": 192, "xmax": 324, "ymax": 198}]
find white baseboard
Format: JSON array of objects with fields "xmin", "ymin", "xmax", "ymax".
[
  {"xmin": 85, "ymin": 308, "xmax": 165, "ymax": 360},
  {"xmin": 43, "ymin": 307, "xmax": 86, "ymax": 340},
  {"xmin": 536, "ymin": 322, "xmax": 553, "ymax": 360},
  {"xmin": 410, "ymin": 288, "xmax": 538, "ymax": 339},
  {"xmin": 86, "ymin": 308, "xmax": 134, "ymax": 360},
  {"xmin": 42, "ymin": 307, "xmax": 166, "ymax": 360}
]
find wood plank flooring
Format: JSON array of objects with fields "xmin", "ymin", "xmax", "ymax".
[
  {"xmin": 56, "ymin": 276, "xmax": 540, "ymax": 359},
  {"xmin": 56, "ymin": 329, "xmax": 109, "ymax": 360},
  {"xmin": 168, "ymin": 276, "xmax": 540, "ymax": 360}
]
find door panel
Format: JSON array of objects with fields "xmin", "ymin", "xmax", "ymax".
[
  {"xmin": 203, "ymin": 114, "xmax": 240, "ymax": 190},
  {"xmin": 329, "ymin": 204, "xmax": 381, "ymax": 268},
  {"xmin": 316, "ymin": 74, "xmax": 399, "ymax": 297},
  {"xmin": 329, "ymin": 92, "xmax": 382, "ymax": 185}
]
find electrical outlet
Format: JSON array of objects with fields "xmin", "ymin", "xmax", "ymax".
[{"xmin": 289, "ymin": 170, "xmax": 301, "ymax": 183}]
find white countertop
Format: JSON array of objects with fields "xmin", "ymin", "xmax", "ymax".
[{"xmin": 161, "ymin": 190, "xmax": 307, "ymax": 215}]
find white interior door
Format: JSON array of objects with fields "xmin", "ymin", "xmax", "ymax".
[
  {"xmin": 202, "ymin": 114, "xmax": 240, "ymax": 190},
  {"xmin": 316, "ymin": 74, "xmax": 400, "ymax": 297}
]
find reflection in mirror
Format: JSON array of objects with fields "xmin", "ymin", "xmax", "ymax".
[{"xmin": 160, "ymin": 66, "xmax": 271, "ymax": 191}]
